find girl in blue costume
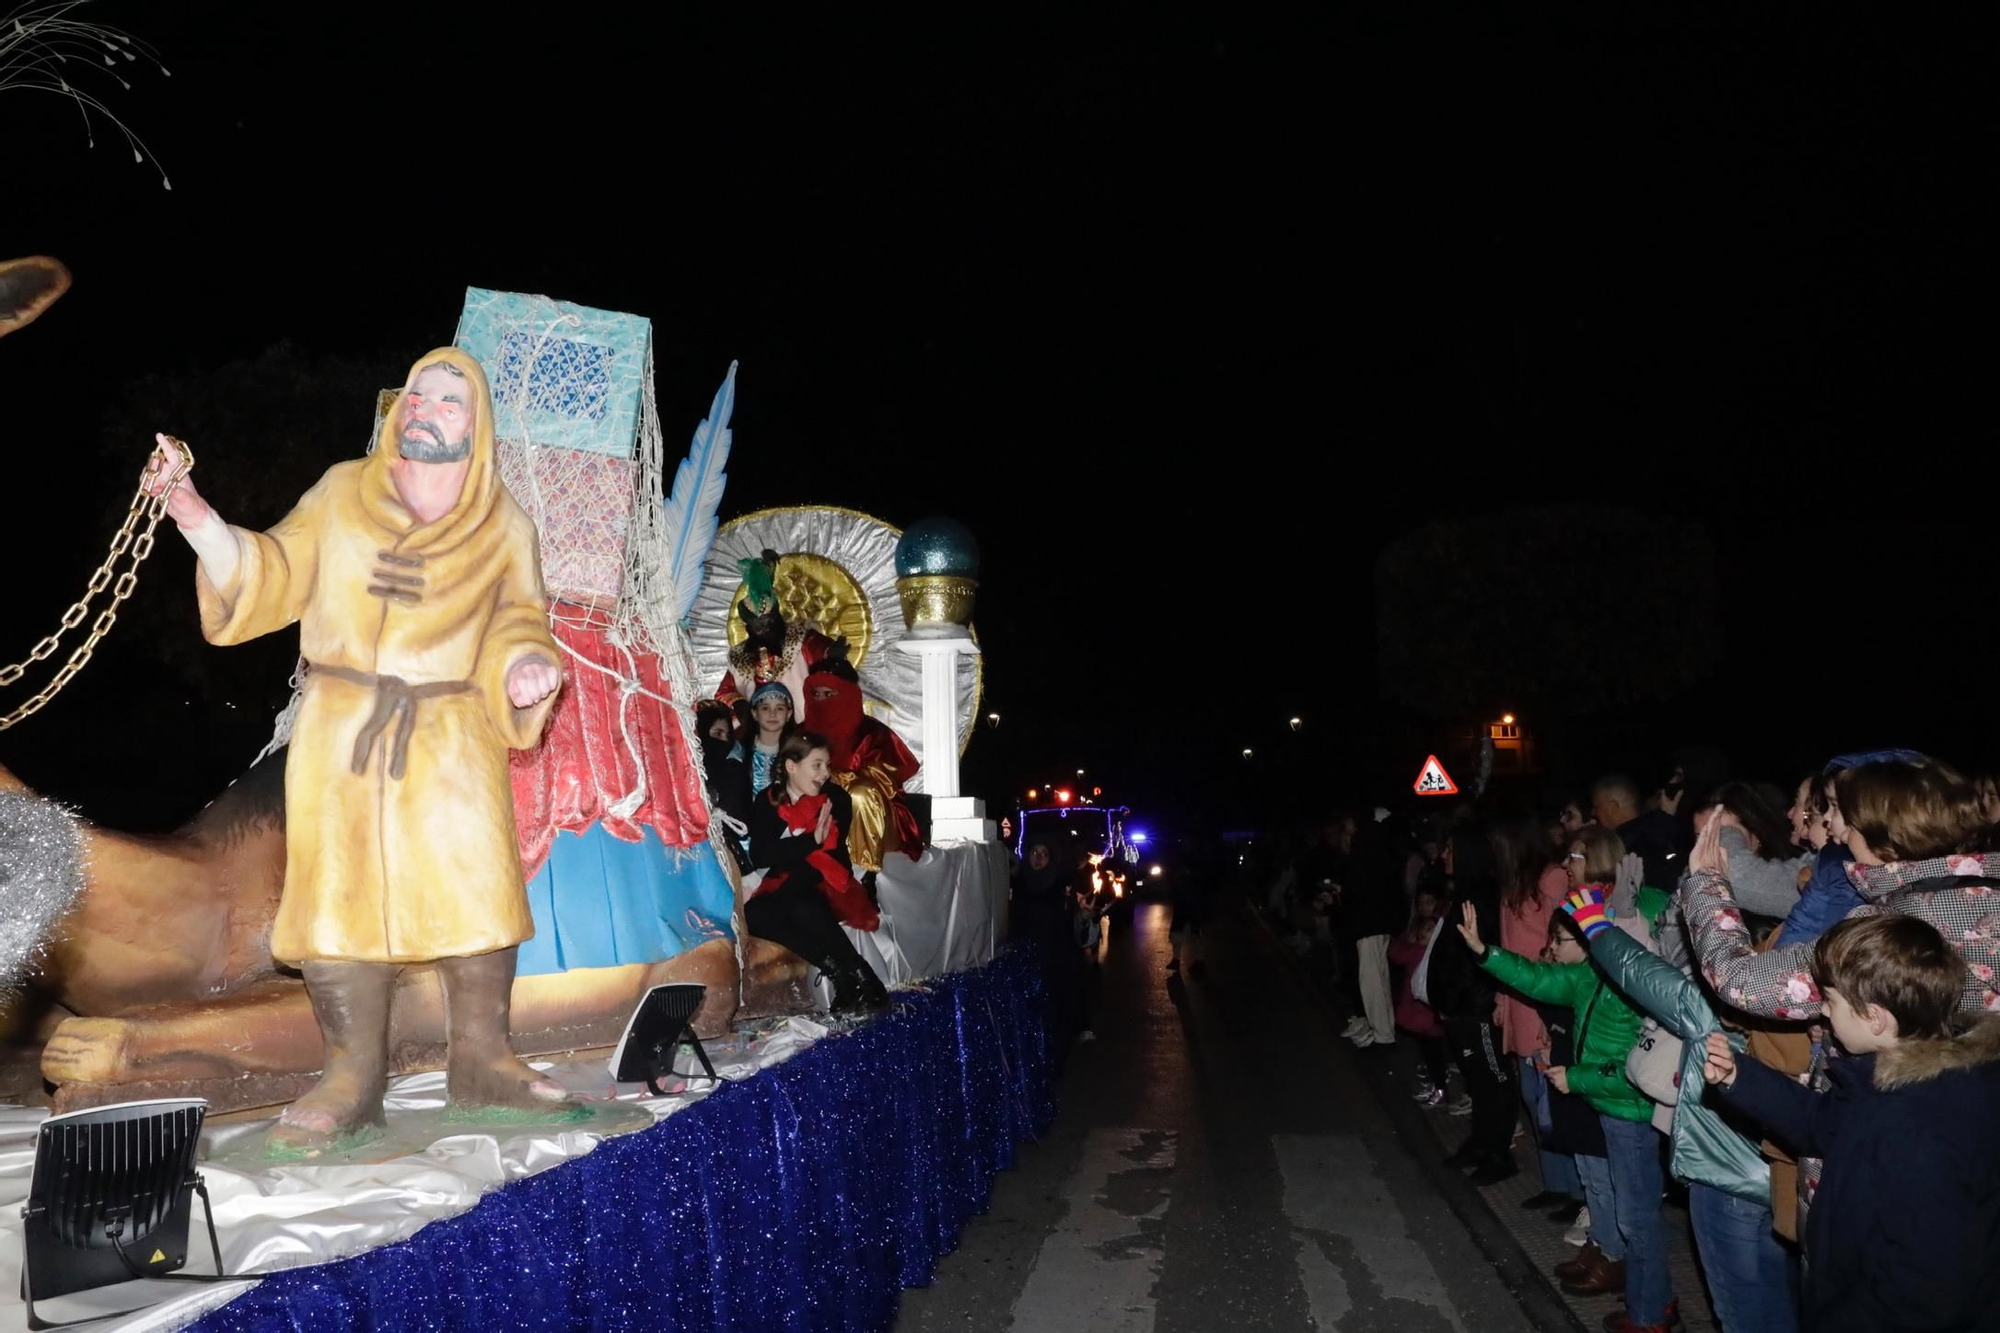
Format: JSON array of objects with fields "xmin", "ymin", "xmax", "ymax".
[{"xmin": 729, "ymin": 681, "xmax": 798, "ymax": 803}]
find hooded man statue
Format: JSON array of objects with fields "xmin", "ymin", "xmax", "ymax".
[{"xmin": 145, "ymin": 347, "xmax": 567, "ymax": 1151}]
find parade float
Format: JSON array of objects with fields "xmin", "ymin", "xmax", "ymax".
[{"xmin": 0, "ymin": 281, "xmax": 1035, "ymax": 1331}]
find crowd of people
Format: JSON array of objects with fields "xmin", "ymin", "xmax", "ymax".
[{"xmin": 1261, "ymin": 752, "xmax": 2000, "ymax": 1333}]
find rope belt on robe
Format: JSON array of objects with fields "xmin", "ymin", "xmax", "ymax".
[{"xmin": 309, "ymin": 661, "xmax": 474, "ymax": 780}]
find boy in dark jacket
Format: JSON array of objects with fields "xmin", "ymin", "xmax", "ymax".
[{"xmin": 1702, "ymin": 914, "xmax": 2000, "ymax": 1333}]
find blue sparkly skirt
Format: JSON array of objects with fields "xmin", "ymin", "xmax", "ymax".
[{"xmin": 516, "ymin": 824, "xmax": 736, "ymax": 976}]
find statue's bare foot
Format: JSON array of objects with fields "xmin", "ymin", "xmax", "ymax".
[
  {"xmin": 448, "ymin": 1050, "xmax": 568, "ymax": 1111},
  {"xmin": 267, "ymin": 1066, "xmax": 386, "ymax": 1152}
]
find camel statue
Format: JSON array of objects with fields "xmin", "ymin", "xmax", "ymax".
[{"xmin": 5, "ymin": 744, "xmax": 818, "ymax": 1114}]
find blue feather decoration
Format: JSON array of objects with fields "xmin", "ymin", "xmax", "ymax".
[{"xmin": 661, "ymin": 361, "xmax": 737, "ymax": 626}]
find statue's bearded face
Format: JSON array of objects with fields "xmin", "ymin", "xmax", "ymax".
[{"xmin": 397, "ymin": 363, "xmax": 475, "ymax": 463}]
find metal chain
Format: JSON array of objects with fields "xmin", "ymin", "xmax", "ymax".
[{"xmin": 0, "ymin": 437, "xmax": 194, "ymax": 731}]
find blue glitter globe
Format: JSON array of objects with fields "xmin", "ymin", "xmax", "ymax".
[{"xmin": 894, "ymin": 517, "xmax": 980, "ymax": 579}]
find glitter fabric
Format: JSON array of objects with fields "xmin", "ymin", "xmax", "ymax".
[
  {"xmin": 0, "ymin": 790, "xmax": 84, "ymax": 994},
  {"xmin": 187, "ymin": 949, "xmax": 1053, "ymax": 1332}
]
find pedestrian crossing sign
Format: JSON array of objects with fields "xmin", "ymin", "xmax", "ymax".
[{"xmin": 1413, "ymin": 755, "xmax": 1458, "ymax": 796}]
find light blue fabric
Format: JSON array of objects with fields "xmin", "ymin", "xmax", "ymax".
[
  {"xmin": 727, "ymin": 742, "xmax": 779, "ymax": 798},
  {"xmin": 453, "ymin": 287, "xmax": 650, "ymax": 458},
  {"xmin": 517, "ymin": 825, "xmax": 735, "ymax": 976}
]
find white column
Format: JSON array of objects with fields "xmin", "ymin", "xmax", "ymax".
[
  {"xmin": 896, "ymin": 634, "xmax": 991, "ymax": 841},
  {"xmin": 897, "ymin": 634, "xmax": 974, "ymax": 798}
]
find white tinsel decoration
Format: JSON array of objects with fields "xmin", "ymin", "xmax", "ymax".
[
  {"xmin": 2, "ymin": 1, "xmax": 171, "ymax": 188},
  {"xmin": 0, "ymin": 791, "xmax": 84, "ymax": 995}
]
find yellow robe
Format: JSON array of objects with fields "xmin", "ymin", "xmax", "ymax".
[{"xmin": 197, "ymin": 347, "xmax": 560, "ymax": 964}]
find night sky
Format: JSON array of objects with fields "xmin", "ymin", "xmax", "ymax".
[{"xmin": 4, "ymin": 4, "xmax": 1996, "ymax": 837}]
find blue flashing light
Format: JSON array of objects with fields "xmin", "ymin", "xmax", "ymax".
[{"xmin": 1129, "ymin": 831, "xmax": 1149, "ymax": 845}]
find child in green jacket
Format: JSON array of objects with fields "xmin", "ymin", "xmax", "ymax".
[{"xmin": 1458, "ymin": 901, "xmax": 1678, "ymax": 1331}]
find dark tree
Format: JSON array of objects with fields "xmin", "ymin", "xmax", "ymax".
[
  {"xmin": 0, "ymin": 344, "xmax": 393, "ymax": 827},
  {"xmin": 1376, "ymin": 505, "xmax": 1719, "ymax": 721}
]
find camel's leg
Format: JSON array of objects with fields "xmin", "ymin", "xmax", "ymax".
[
  {"xmin": 501, "ymin": 938, "xmax": 743, "ymax": 1051},
  {"xmin": 41, "ymin": 977, "xmax": 321, "ymax": 1086},
  {"xmin": 739, "ymin": 938, "xmax": 818, "ymax": 1020},
  {"xmin": 44, "ymin": 931, "xmax": 758, "ymax": 1114}
]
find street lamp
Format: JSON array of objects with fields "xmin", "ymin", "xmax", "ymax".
[
  {"xmin": 986, "ymin": 711, "xmax": 1001, "ymax": 728},
  {"xmin": 1289, "ymin": 716, "xmax": 1302, "ymax": 731},
  {"xmin": 1502, "ymin": 713, "xmax": 1516, "ymax": 726},
  {"xmin": 1242, "ymin": 748, "xmax": 1254, "ymax": 760}
]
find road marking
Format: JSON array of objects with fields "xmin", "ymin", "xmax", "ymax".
[
  {"xmin": 1008, "ymin": 1129, "xmax": 1177, "ymax": 1331},
  {"xmin": 1274, "ymin": 1134, "xmax": 1464, "ymax": 1332}
]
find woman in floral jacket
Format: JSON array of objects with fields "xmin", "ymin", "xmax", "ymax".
[{"xmin": 1676, "ymin": 758, "xmax": 2000, "ymax": 1237}]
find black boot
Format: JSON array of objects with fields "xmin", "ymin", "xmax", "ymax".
[
  {"xmin": 824, "ymin": 956, "xmax": 889, "ymax": 1016},
  {"xmin": 823, "ymin": 956, "xmax": 862, "ymax": 1013},
  {"xmin": 854, "ymin": 960, "xmax": 890, "ymax": 1010}
]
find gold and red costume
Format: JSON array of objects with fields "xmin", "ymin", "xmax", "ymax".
[{"xmin": 803, "ymin": 671, "xmax": 922, "ymax": 873}]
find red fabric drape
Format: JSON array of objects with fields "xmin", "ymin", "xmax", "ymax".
[{"xmin": 510, "ymin": 604, "xmax": 710, "ymax": 880}]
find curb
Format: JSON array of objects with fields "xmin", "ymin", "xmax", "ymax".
[{"xmin": 1249, "ymin": 908, "xmax": 1588, "ymax": 1333}]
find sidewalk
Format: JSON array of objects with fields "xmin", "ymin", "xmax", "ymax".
[{"xmin": 1269, "ymin": 924, "xmax": 1720, "ymax": 1333}]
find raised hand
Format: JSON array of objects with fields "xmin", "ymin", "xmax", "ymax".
[
  {"xmin": 143, "ymin": 433, "xmax": 210, "ymax": 530},
  {"xmin": 1454, "ymin": 900, "xmax": 1486, "ymax": 957},
  {"xmin": 1688, "ymin": 807, "xmax": 1730, "ymax": 878},
  {"xmin": 813, "ymin": 799, "xmax": 833, "ymax": 844},
  {"xmin": 1614, "ymin": 851, "xmax": 1645, "ymax": 902},
  {"xmin": 1562, "ymin": 885, "xmax": 1614, "ymax": 939}
]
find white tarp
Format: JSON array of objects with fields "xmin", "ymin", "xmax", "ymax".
[
  {"xmin": 0, "ymin": 1016, "xmax": 829, "ymax": 1332},
  {"xmin": 845, "ymin": 840, "xmax": 1009, "ymax": 986}
]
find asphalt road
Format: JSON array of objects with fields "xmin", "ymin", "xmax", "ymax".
[{"xmin": 895, "ymin": 900, "xmax": 1551, "ymax": 1333}]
